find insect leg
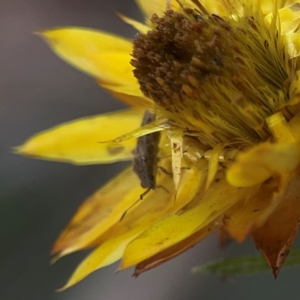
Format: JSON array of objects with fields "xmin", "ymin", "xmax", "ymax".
[
  {"xmin": 157, "ymin": 165, "xmax": 172, "ymax": 176},
  {"xmin": 156, "ymin": 184, "xmax": 170, "ymax": 194},
  {"xmin": 120, "ymin": 187, "xmax": 152, "ymax": 221}
]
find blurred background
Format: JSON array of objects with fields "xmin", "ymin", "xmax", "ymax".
[{"xmin": 1, "ymin": 0, "xmax": 300, "ymax": 299}]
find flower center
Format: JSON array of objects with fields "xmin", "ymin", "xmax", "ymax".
[{"xmin": 132, "ymin": 9, "xmax": 295, "ymax": 149}]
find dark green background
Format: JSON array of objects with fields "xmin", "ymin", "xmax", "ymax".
[{"xmin": 1, "ymin": 0, "xmax": 299, "ymax": 299}]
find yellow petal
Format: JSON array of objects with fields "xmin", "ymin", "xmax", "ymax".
[
  {"xmin": 90, "ymin": 165, "xmax": 206, "ymax": 248},
  {"xmin": 227, "ymin": 142, "xmax": 300, "ymax": 187},
  {"xmin": 255, "ymin": 0, "xmax": 295, "ymax": 15},
  {"xmin": 205, "ymin": 143, "xmax": 224, "ymax": 190},
  {"xmin": 101, "ymin": 117, "xmax": 169, "ymax": 143},
  {"xmin": 105, "ymin": 89, "xmax": 153, "ymax": 108},
  {"xmin": 61, "ymin": 164, "xmax": 206, "ymax": 287},
  {"xmin": 135, "ymin": 0, "xmax": 181, "ymax": 19},
  {"xmin": 266, "ymin": 112, "xmax": 296, "ymax": 143},
  {"xmin": 228, "ymin": 112, "xmax": 300, "ymax": 186},
  {"xmin": 224, "ymin": 178, "xmax": 277, "ymax": 242},
  {"xmin": 120, "ymin": 173, "xmax": 256, "ymax": 269},
  {"xmin": 282, "ymin": 32, "xmax": 300, "ymax": 58},
  {"xmin": 288, "ymin": 70, "xmax": 300, "ymax": 106},
  {"xmin": 200, "ymin": 0, "xmax": 229, "ymax": 15},
  {"xmin": 252, "ymin": 170, "xmax": 300, "ymax": 277},
  {"xmin": 117, "ymin": 13, "xmax": 149, "ymax": 34},
  {"xmin": 52, "ymin": 167, "xmax": 146, "ymax": 256},
  {"xmin": 16, "ymin": 109, "xmax": 143, "ymax": 165},
  {"xmin": 37, "ymin": 27, "xmax": 139, "ymax": 91},
  {"xmin": 133, "ymin": 218, "xmax": 222, "ymax": 277},
  {"xmin": 168, "ymin": 130, "xmax": 183, "ymax": 191},
  {"xmin": 60, "ymin": 174, "xmax": 173, "ymax": 288},
  {"xmin": 58, "ymin": 234, "xmax": 136, "ymax": 291},
  {"xmin": 174, "ymin": 162, "xmax": 208, "ymax": 213},
  {"xmin": 264, "ymin": 3, "xmax": 300, "ymax": 34},
  {"xmin": 289, "ymin": 110, "xmax": 300, "ymax": 141}
]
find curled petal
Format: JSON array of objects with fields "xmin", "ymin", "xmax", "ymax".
[
  {"xmin": 224, "ymin": 178, "xmax": 277, "ymax": 242},
  {"xmin": 227, "ymin": 142, "xmax": 300, "ymax": 187},
  {"xmin": 267, "ymin": 112, "xmax": 296, "ymax": 143},
  {"xmin": 252, "ymin": 170, "xmax": 300, "ymax": 277},
  {"xmin": 175, "ymin": 162, "xmax": 208, "ymax": 213}
]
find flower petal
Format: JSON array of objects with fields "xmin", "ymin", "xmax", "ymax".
[
  {"xmin": 37, "ymin": 27, "xmax": 143, "ymax": 99},
  {"xmin": 168, "ymin": 130, "xmax": 183, "ymax": 191},
  {"xmin": 58, "ymin": 174, "xmax": 172, "ymax": 287},
  {"xmin": 105, "ymin": 89, "xmax": 152, "ymax": 108},
  {"xmin": 289, "ymin": 110, "xmax": 300, "ymax": 141},
  {"xmin": 288, "ymin": 71, "xmax": 300, "ymax": 107},
  {"xmin": 224, "ymin": 178, "xmax": 277, "ymax": 242},
  {"xmin": 59, "ymin": 164, "xmax": 206, "ymax": 287},
  {"xmin": 227, "ymin": 142, "xmax": 300, "ymax": 187},
  {"xmin": 282, "ymin": 32, "xmax": 300, "ymax": 58},
  {"xmin": 16, "ymin": 109, "xmax": 144, "ymax": 165},
  {"xmin": 58, "ymin": 233, "xmax": 136, "ymax": 291},
  {"xmin": 252, "ymin": 170, "xmax": 300, "ymax": 277},
  {"xmin": 117, "ymin": 13, "xmax": 149, "ymax": 34},
  {"xmin": 205, "ymin": 143, "xmax": 224, "ymax": 190},
  {"xmin": 133, "ymin": 217, "xmax": 222, "ymax": 277},
  {"xmin": 37, "ymin": 27, "xmax": 131, "ymax": 73},
  {"xmin": 90, "ymin": 164, "xmax": 207, "ymax": 249},
  {"xmin": 174, "ymin": 162, "xmax": 208, "ymax": 212},
  {"xmin": 267, "ymin": 112, "xmax": 296, "ymax": 143},
  {"xmin": 200, "ymin": 0, "xmax": 231, "ymax": 15},
  {"xmin": 120, "ymin": 173, "xmax": 256, "ymax": 269},
  {"xmin": 135, "ymin": 0, "xmax": 181, "ymax": 19},
  {"xmin": 101, "ymin": 117, "xmax": 169, "ymax": 143},
  {"xmin": 264, "ymin": 4, "xmax": 300, "ymax": 34},
  {"xmin": 52, "ymin": 167, "xmax": 146, "ymax": 256}
]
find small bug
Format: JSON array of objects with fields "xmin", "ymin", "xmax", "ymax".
[
  {"xmin": 133, "ymin": 110, "xmax": 161, "ymax": 198},
  {"xmin": 120, "ymin": 110, "xmax": 161, "ymax": 220}
]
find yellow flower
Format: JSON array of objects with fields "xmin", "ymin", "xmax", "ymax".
[{"xmin": 16, "ymin": 0, "xmax": 300, "ymax": 289}]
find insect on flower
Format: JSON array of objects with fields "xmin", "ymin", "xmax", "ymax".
[
  {"xmin": 133, "ymin": 110, "xmax": 161, "ymax": 198},
  {"xmin": 16, "ymin": 0, "xmax": 300, "ymax": 289},
  {"xmin": 120, "ymin": 110, "xmax": 162, "ymax": 220}
]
